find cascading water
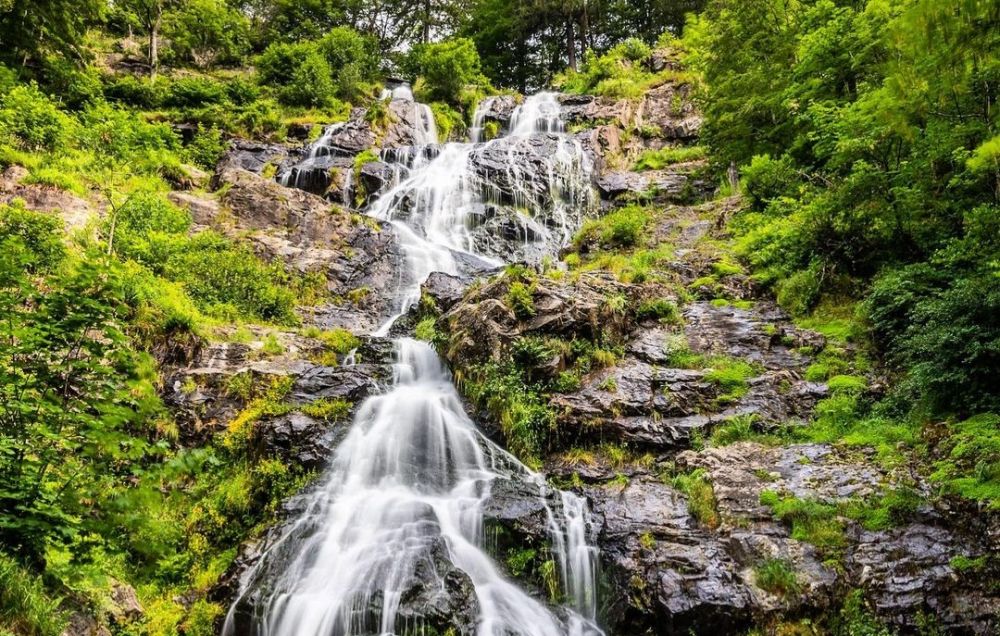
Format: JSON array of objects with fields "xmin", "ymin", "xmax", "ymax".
[{"xmin": 226, "ymin": 91, "xmax": 603, "ymax": 636}]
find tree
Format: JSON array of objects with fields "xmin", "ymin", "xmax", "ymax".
[
  {"xmin": 0, "ymin": 0, "xmax": 104, "ymax": 67},
  {"xmin": 0, "ymin": 204, "xmax": 160, "ymax": 561},
  {"xmin": 165, "ymin": 0, "xmax": 252, "ymax": 67},
  {"xmin": 119, "ymin": 0, "xmax": 182, "ymax": 77}
]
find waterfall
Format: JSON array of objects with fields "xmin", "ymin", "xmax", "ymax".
[{"xmin": 226, "ymin": 93, "xmax": 603, "ymax": 636}]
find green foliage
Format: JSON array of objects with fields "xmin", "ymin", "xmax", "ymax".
[
  {"xmin": 164, "ymin": 0, "xmax": 251, "ymax": 67},
  {"xmin": 704, "ymin": 357, "xmax": 759, "ymax": 404},
  {"xmin": 407, "ymin": 38, "xmax": 486, "ymax": 106},
  {"xmin": 505, "ymin": 281, "xmax": 536, "ymax": 319},
  {"xmin": 830, "ymin": 590, "xmax": 894, "ymax": 636},
  {"xmin": 670, "ymin": 469, "xmax": 719, "ymax": 528},
  {"xmin": 555, "ymin": 38, "xmax": 675, "ymax": 99},
  {"xmin": 753, "ymin": 558, "xmax": 801, "ymax": 597},
  {"xmin": 0, "ymin": 85, "xmax": 74, "ymax": 151},
  {"xmin": 930, "ymin": 414, "xmax": 1000, "ymax": 509},
  {"xmin": 186, "ymin": 125, "xmax": 227, "ymax": 169},
  {"xmin": 574, "ymin": 204, "xmax": 651, "ymax": 250},
  {"xmin": 164, "ymin": 231, "xmax": 300, "ymax": 323},
  {"xmin": 693, "ymin": 0, "xmax": 1000, "ymax": 418},
  {"xmin": 300, "ymin": 398, "xmax": 351, "ymax": 422},
  {"xmin": 635, "ymin": 298, "xmax": 680, "ymax": 324}
]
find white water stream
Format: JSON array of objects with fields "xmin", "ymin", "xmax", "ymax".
[{"xmin": 224, "ymin": 92, "xmax": 602, "ymax": 636}]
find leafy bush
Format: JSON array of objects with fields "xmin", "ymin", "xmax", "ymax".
[
  {"xmin": 574, "ymin": 204, "xmax": 651, "ymax": 249},
  {"xmin": 0, "ymin": 85, "xmax": 73, "ymax": 151},
  {"xmin": 186, "ymin": 125, "xmax": 227, "ymax": 169},
  {"xmin": 164, "ymin": 231, "xmax": 299, "ymax": 323},
  {"xmin": 163, "ymin": 76, "xmax": 229, "ymax": 108},
  {"xmin": 555, "ymin": 38, "xmax": 677, "ymax": 99},
  {"xmin": 759, "ymin": 491, "xmax": 846, "ymax": 556},
  {"xmin": 931, "ymin": 414, "xmax": 1000, "ymax": 509},
  {"xmin": 0, "ymin": 201, "xmax": 65, "ymax": 273},
  {"xmin": 408, "ymin": 38, "xmax": 485, "ymax": 105},
  {"xmin": 165, "ymin": 0, "xmax": 251, "ymax": 67},
  {"xmin": 102, "ymin": 74, "xmax": 168, "ymax": 109}
]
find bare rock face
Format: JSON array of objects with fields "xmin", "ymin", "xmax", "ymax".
[
  {"xmin": 596, "ymin": 162, "xmax": 715, "ymax": 203},
  {"xmin": 559, "ymin": 94, "xmax": 635, "ymax": 129},
  {"xmin": 0, "ymin": 165, "xmax": 95, "ymax": 232},
  {"xmin": 217, "ymin": 139, "xmax": 299, "ymax": 176},
  {"xmin": 637, "ymin": 82, "xmax": 703, "ymax": 141}
]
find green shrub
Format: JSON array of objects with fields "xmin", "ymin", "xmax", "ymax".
[
  {"xmin": 505, "ymin": 281, "xmax": 536, "ymax": 319},
  {"xmin": 103, "ymin": 74, "xmax": 168, "ymax": 109},
  {"xmin": 0, "ymin": 201, "xmax": 65, "ymax": 274},
  {"xmin": 186, "ymin": 125, "xmax": 227, "ymax": 169},
  {"xmin": 300, "ymin": 398, "xmax": 351, "ymax": 422},
  {"xmin": 555, "ymin": 38, "xmax": 664, "ymax": 99},
  {"xmin": 165, "ymin": 0, "xmax": 251, "ymax": 67},
  {"xmin": 164, "ymin": 231, "xmax": 298, "ymax": 323},
  {"xmin": 0, "ymin": 85, "xmax": 73, "ymax": 151},
  {"xmin": 164, "ymin": 76, "xmax": 229, "ymax": 108},
  {"xmin": 574, "ymin": 204, "xmax": 651, "ymax": 249},
  {"xmin": 408, "ymin": 38, "xmax": 486, "ymax": 105}
]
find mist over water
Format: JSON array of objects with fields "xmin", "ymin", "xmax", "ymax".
[{"xmin": 225, "ymin": 91, "xmax": 603, "ymax": 636}]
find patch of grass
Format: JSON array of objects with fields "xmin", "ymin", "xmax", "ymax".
[
  {"xmin": 840, "ymin": 488, "xmax": 922, "ymax": 531},
  {"xmin": 759, "ymin": 490, "xmax": 846, "ymax": 556},
  {"xmin": 573, "ymin": 204, "xmax": 651, "ymax": 250},
  {"xmin": 0, "ymin": 554, "xmax": 66, "ymax": 636},
  {"xmin": 261, "ymin": 333, "xmax": 284, "ymax": 356},
  {"xmin": 753, "ymin": 558, "xmax": 801, "ymax": 597},
  {"xmin": 302, "ymin": 326, "xmax": 360, "ymax": 355},
  {"xmin": 703, "ymin": 357, "xmax": 761, "ymax": 405},
  {"xmin": 671, "ymin": 469, "xmax": 720, "ymax": 529},
  {"xmin": 633, "ymin": 145, "xmax": 707, "ymax": 171},
  {"xmin": 709, "ymin": 414, "xmax": 785, "ymax": 446},
  {"xmin": 636, "ymin": 298, "xmax": 681, "ymax": 324}
]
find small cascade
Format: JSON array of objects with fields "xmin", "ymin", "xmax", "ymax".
[
  {"xmin": 509, "ymin": 92, "xmax": 564, "ymax": 136},
  {"xmin": 278, "ymin": 123, "xmax": 351, "ymax": 195},
  {"xmin": 229, "ymin": 92, "xmax": 604, "ymax": 636}
]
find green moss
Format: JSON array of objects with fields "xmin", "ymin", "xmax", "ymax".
[
  {"xmin": 636, "ymin": 298, "xmax": 681, "ymax": 324},
  {"xmin": 506, "ymin": 548, "xmax": 537, "ymax": 577},
  {"xmin": 759, "ymin": 491, "xmax": 846, "ymax": 556},
  {"xmin": 703, "ymin": 357, "xmax": 761, "ymax": 404},
  {"xmin": 930, "ymin": 413, "xmax": 1000, "ymax": 509},
  {"xmin": 261, "ymin": 333, "xmax": 284, "ymax": 356}
]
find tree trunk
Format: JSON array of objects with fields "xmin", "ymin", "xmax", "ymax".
[
  {"xmin": 581, "ymin": 1, "xmax": 592, "ymax": 51},
  {"xmin": 148, "ymin": 8, "xmax": 162, "ymax": 78},
  {"xmin": 566, "ymin": 16, "xmax": 577, "ymax": 71},
  {"xmin": 422, "ymin": 0, "xmax": 431, "ymax": 43}
]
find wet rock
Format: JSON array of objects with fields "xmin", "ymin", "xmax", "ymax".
[
  {"xmin": 254, "ymin": 412, "xmax": 336, "ymax": 470},
  {"xmin": 217, "ymin": 139, "xmax": 297, "ymax": 176},
  {"xmin": 319, "ymin": 116, "xmax": 377, "ymax": 156},
  {"xmin": 383, "ymin": 99, "xmax": 438, "ymax": 147},
  {"xmin": 422, "ymin": 272, "xmax": 471, "ymax": 312},
  {"xmin": 847, "ymin": 524, "xmax": 1000, "ymax": 634},
  {"xmin": 559, "ymin": 94, "xmax": 634, "ymax": 129},
  {"xmin": 476, "ymin": 95, "xmax": 520, "ymax": 130},
  {"xmin": 588, "ymin": 479, "xmax": 754, "ymax": 634},
  {"xmin": 276, "ymin": 155, "xmax": 354, "ymax": 201}
]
